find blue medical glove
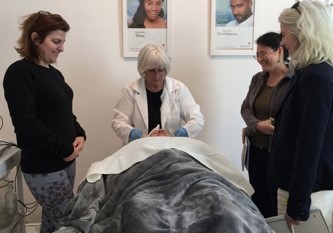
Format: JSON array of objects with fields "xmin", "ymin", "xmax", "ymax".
[
  {"xmin": 174, "ymin": 127, "xmax": 188, "ymax": 137},
  {"xmin": 129, "ymin": 128, "xmax": 143, "ymax": 142}
]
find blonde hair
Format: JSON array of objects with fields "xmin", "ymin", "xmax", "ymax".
[
  {"xmin": 137, "ymin": 44, "xmax": 171, "ymax": 77},
  {"xmin": 278, "ymin": 0, "xmax": 333, "ymax": 69}
]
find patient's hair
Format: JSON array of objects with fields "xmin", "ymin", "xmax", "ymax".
[{"xmin": 137, "ymin": 44, "xmax": 171, "ymax": 77}]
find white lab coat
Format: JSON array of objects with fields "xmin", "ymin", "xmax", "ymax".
[{"xmin": 111, "ymin": 76, "xmax": 204, "ymax": 144}]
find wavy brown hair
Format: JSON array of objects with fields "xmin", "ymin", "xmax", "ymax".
[{"xmin": 15, "ymin": 11, "xmax": 70, "ymax": 61}]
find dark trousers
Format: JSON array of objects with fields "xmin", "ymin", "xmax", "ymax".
[{"xmin": 248, "ymin": 145, "xmax": 277, "ymax": 218}]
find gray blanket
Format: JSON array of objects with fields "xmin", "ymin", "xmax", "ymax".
[{"xmin": 55, "ymin": 149, "xmax": 274, "ymax": 233}]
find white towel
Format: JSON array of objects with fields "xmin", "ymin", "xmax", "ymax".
[{"xmin": 85, "ymin": 137, "xmax": 254, "ymax": 196}]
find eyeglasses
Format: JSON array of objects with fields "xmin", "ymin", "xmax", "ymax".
[
  {"xmin": 253, "ymin": 48, "xmax": 278, "ymax": 60},
  {"xmin": 32, "ymin": 11, "xmax": 51, "ymax": 32},
  {"xmin": 145, "ymin": 68, "xmax": 166, "ymax": 75},
  {"xmin": 291, "ymin": 1, "xmax": 301, "ymax": 14}
]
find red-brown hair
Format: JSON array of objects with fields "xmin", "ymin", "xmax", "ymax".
[{"xmin": 15, "ymin": 11, "xmax": 70, "ymax": 61}]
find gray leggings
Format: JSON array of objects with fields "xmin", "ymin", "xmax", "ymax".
[{"xmin": 23, "ymin": 162, "xmax": 76, "ymax": 233}]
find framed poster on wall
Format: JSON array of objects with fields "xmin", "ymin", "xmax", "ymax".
[
  {"xmin": 210, "ymin": 0, "xmax": 255, "ymax": 56},
  {"xmin": 122, "ymin": 0, "xmax": 169, "ymax": 57}
]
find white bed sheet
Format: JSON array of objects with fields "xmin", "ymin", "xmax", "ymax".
[{"xmin": 85, "ymin": 137, "xmax": 254, "ymax": 195}]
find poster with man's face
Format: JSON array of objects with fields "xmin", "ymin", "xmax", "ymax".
[{"xmin": 211, "ymin": 0, "xmax": 255, "ymax": 55}]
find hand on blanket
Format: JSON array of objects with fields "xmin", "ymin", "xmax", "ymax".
[
  {"xmin": 129, "ymin": 128, "xmax": 143, "ymax": 142},
  {"xmin": 174, "ymin": 127, "xmax": 188, "ymax": 137}
]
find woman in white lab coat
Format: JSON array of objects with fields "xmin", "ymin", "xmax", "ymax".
[{"xmin": 111, "ymin": 44, "xmax": 204, "ymax": 145}]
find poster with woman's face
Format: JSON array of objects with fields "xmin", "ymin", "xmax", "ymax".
[{"xmin": 123, "ymin": 0, "xmax": 168, "ymax": 57}]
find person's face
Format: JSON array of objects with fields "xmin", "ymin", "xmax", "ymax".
[
  {"xmin": 280, "ymin": 23, "xmax": 299, "ymax": 57},
  {"xmin": 144, "ymin": 68, "xmax": 166, "ymax": 90},
  {"xmin": 255, "ymin": 44, "xmax": 280, "ymax": 72},
  {"xmin": 37, "ymin": 30, "xmax": 66, "ymax": 67},
  {"xmin": 144, "ymin": 0, "xmax": 163, "ymax": 21},
  {"xmin": 230, "ymin": 0, "xmax": 252, "ymax": 23}
]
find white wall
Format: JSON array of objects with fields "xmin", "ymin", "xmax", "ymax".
[{"xmin": 0, "ymin": 0, "xmax": 293, "ymax": 223}]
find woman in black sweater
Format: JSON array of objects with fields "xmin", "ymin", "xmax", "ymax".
[{"xmin": 3, "ymin": 11, "xmax": 86, "ymax": 232}]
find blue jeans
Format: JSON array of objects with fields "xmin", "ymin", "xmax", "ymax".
[{"xmin": 23, "ymin": 162, "xmax": 76, "ymax": 233}]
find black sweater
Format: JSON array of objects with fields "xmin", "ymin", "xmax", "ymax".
[{"xmin": 3, "ymin": 59, "xmax": 86, "ymax": 174}]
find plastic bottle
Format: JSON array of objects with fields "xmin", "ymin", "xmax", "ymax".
[{"xmin": 5, "ymin": 181, "xmax": 18, "ymax": 216}]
